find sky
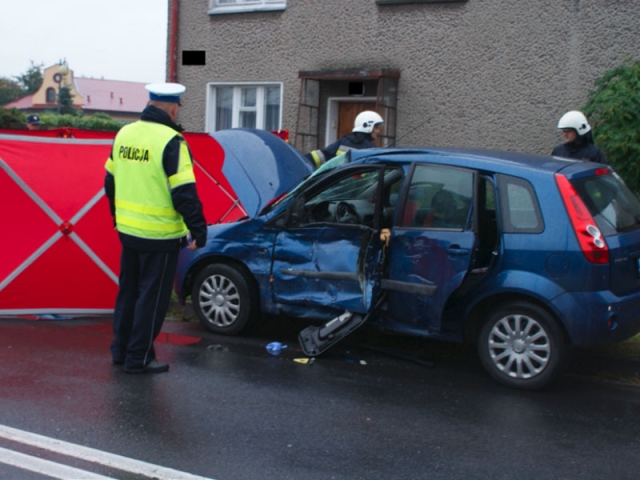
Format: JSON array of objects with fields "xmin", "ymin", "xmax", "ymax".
[{"xmin": 0, "ymin": 0, "xmax": 169, "ymax": 84}]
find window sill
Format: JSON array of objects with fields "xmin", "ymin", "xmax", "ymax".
[
  {"xmin": 376, "ymin": 0, "xmax": 467, "ymax": 4},
  {"xmin": 208, "ymin": 5, "xmax": 286, "ymax": 15}
]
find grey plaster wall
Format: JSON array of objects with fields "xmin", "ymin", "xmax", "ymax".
[{"xmin": 174, "ymin": 0, "xmax": 640, "ymax": 155}]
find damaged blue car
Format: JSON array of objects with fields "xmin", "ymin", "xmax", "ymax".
[{"xmin": 175, "ymin": 128, "xmax": 640, "ymax": 390}]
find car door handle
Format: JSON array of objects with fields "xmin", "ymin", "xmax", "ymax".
[{"xmin": 447, "ymin": 245, "xmax": 469, "ymax": 256}]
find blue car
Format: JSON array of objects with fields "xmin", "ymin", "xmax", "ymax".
[{"xmin": 175, "ymin": 129, "xmax": 640, "ymax": 389}]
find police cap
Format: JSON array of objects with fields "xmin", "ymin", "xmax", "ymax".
[
  {"xmin": 26, "ymin": 114, "xmax": 41, "ymax": 125},
  {"xmin": 145, "ymin": 83, "xmax": 186, "ymax": 103}
]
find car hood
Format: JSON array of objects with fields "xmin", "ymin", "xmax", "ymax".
[{"xmin": 212, "ymin": 128, "xmax": 313, "ymax": 218}]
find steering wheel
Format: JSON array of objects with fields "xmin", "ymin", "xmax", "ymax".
[{"xmin": 336, "ymin": 201, "xmax": 360, "ymax": 224}]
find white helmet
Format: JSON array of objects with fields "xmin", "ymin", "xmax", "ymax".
[
  {"xmin": 557, "ymin": 110, "xmax": 591, "ymax": 136},
  {"xmin": 353, "ymin": 111, "xmax": 384, "ymax": 134}
]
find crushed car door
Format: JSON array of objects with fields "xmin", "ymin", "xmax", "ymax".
[
  {"xmin": 271, "ymin": 166, "xmax": 391, "ymax": 316},
  {"xmin": 383, "ymin": 163, "xmax": 476, "ymax": 334}
]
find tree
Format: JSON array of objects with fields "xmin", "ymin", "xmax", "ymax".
[
  {"xmin": 57, "ymin": 86, "xmax": 77, "ymax": 116},
  {"xmin": 0, "ymin": 106, "xmax": 26, "ymax": 128},
  {"xmin": 0, "ymin": 77, "xmax": 24, "ymax": 106},
  {"xmin": 583, "ymin": 58, "xmax": 640, "ymax": 192},
  {"xmin": 14, "ymin": 61, "xmax": 43, "ymax": 94},
  {"xmin": 0, "ymin": 62, "xmax": 44, "ymax": 107}
]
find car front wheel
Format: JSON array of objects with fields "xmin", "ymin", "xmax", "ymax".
[
  {"xmin": 192, "ymin": 264, "xmax": 254, "ymax": 335},
  {"xmin": 477, "ymin": 301, "xmax": 566, "ymax": 390}
]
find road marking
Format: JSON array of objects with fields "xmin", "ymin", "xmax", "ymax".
[
  {"xmin": 0, "ymin": 424, "xmax": 216, "ymax": 480},
  {"xmin": 0, "ymin": 446, "xmax": 114, "ymax": 479}
]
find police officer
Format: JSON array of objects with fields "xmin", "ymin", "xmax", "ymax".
[
  {"xmin": 104, "ymin": 83, "xmax": 207, "ymax": 374},
  {"xmin": 305, "ymin": 110, "xmax": 384, "ymax": 169},
  {"xmin": 552, "ymin": 110, "xmax": 606, "ymax": 163},
  {"xmin": 26, "ymin": 114, "xmax": 41, "ymax": 130}
]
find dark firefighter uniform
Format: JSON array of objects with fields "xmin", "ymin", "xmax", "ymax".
[
  {"xmin": 551, "ymin": 133, "xmax": 606, "ymax": 164},
  {"xmin": 104, "ymin": 87, "xmax": 206, "ymax": 373},
  {"xmin": 305, "ymin": 132, "xmax": 376, "ymax": 169}
]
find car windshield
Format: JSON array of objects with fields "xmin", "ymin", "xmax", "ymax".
[
  {"xmin": 571, "ymin": 171, "xmax": 640, "ymax": 235},
  {"xmin": 262, "ymin": 152, "xmax": 351, "ymax": 213}
]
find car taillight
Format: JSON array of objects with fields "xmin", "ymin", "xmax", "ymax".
[{"xmin": 555, "ymin": 174, "xmax": 609, "ymax": 264}]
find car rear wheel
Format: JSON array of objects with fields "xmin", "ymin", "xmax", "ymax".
[
  {"xmin": 192, "ymin": 264, "xmax": 254, "ymax": 335},
  {"xmin": 477, "ymin": 301, "xmax": 566, "ymax": 390}
]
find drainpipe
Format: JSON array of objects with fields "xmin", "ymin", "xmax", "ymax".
[{"xmin": 168, "ymin": 0, "xmax": 179, "ymax": 82}]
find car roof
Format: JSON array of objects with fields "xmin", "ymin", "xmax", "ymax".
[{"xmin": 349, "ymin": 147, "xmax": 589, "ymax": 176}]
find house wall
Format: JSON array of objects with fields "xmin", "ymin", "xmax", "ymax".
[
  {"xmin": 32, "ymin": 65, "xmax": 83, "ymax": 108},
  {"xmin": 174, "ymin": 0, "xmax": 640, "ymax": 155}
]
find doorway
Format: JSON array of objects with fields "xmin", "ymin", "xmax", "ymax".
[
  {"xmin": 295, "ymin": 69, "xmax": 400, "ymax": 152},
  {"xmin": 326, "ymin": 99, "xmax": 376, "ymax": 145},
  {"xmin": 339, "ymin": 101, "xmax": 376, "ymax": 139}
]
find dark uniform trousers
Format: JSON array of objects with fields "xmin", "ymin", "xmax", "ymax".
[{"xmin": 111, "ymin": 246, "xmax": 179, "ymax": 369}]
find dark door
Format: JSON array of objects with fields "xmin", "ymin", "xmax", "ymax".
[{"xmin": 338, "ymin": 102, "xmax": 376, "ymax": 142}]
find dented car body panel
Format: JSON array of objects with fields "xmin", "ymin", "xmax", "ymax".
[{"xmin": 271, "ymin": 225, "xmax": 381, "ymax": 314}]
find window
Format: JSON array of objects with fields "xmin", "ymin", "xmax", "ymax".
[
  {"xmin": 208, "ymin": 0, "xmax": 286, "ymax": 15},
  {"xmin": 571, "ymin": 172, "xmax": 640, "ymax": 236},
  {"xmin": 301, "ymin": 168, "xmax": 384, "ymax": 227},
  {"xmin": 497, "ymin": 175, "xmax": 543, "ymax": 233},
  {"xmin": 207, "ymin": 83, "xmax": 282, "ymax": 132},
  {"xmin": 402, "ymin": 165, "xmax": 473, "ymax": 229},
  {"xmin": 46, "ymin": 87, "xmax": 56, "ymax": 103}
]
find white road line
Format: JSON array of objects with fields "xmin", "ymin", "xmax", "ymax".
[
  {"xmin": 0, "ymin": 446, "xmax": 114, "ymax": 480},
  {"xmin": 0, "ymin": 424, "xmax": 216, "ymax": 480}
]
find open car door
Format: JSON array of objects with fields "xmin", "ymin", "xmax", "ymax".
[
  {"xmin": 384, "ymin": 163, "xmax": 476, "ymax": 334},
  {"xmin": 269, "ymin": 165, "xmax": 402, "ymax": 355}
]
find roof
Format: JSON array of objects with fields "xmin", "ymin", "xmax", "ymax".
[
  {"xmin": 4, "ymin": 95, "xmax": 34, "ymax": 109},
  {"xmin": 75, "ymin": 78, "xmax": 147, "ymax": 113},
  {"xmin": 3, "ymin": 78, "xmax": 148, "ymax": 113},
  {"xmin": 350, "ymin": 147, "xmax": 581, "ymax": 176}
]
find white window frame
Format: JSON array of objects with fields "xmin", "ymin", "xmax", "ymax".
[
  {"xmin": 208, "ymin": 0, "xmax": 286, "ymax": 15},
  {"xmin": 206, "ymin": 82, "xmax": 283, "ymax": 134}
]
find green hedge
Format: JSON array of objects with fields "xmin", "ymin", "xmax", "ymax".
[
  {"xmin": 583, "ymin": 58, "xmax": 640, "ymax": 192},
  {"xmin": 39, "ymin": 112, "xmax": 129, "ymax": 132},
  {"xmin": 0, "ymin": 107, "xmax": 130, "ymax": 132}
]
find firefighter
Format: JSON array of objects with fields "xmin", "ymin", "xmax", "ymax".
[
  {"xmin": 305, "ymin": 110, "xmax": 384, "ymax": 169},
  {"xmin": 552, "ymin": 110, "xmax": 606, "ymax": 163},
  {"xmin": 104, "ymin": 82, "xmax": 207, "ymax": 374}
]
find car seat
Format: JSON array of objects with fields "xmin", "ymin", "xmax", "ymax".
[{"xmin": 424, "ymin": 190, "xmax": 456, "ymax": 228}]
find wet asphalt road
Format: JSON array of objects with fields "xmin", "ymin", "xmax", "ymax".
[{"xmin": 0, "ymin": 315, "xmax": 639, "ymax": 480}]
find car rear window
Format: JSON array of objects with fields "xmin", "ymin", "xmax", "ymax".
[
  {"xmin": 497, "ymin": 174, "xmax": 544, "ymax": 234},
  {"xmin": 571, "ymin": 172, "xmax": 640, "ymax": 236}
]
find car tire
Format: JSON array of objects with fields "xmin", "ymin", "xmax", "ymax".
[
  {"xmin": 192, "ymin": 264, "xmax": 255, "ymax": 335},
  {"xmin": 477, "ymin": 301, "xmax": 566, "ymax": 390}
]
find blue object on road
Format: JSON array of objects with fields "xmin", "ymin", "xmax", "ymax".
[{"xmin": 266, "ymin": 342, "xmax": 287, "ymax": 355}]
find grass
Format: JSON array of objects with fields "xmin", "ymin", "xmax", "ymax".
[
  {"xmin": 592, "ymin": 333, "xmax": 640, "ymax": 358},
  {"xmin": 166, "ymin": 294, "xmax": 198, "ymax": 323}
]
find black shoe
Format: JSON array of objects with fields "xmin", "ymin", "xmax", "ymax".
[
  {"xmin": 112, "ymin": 358, "xmax": 124, "ymax": 365},
  {"xmin": 124, "ymin": 360, "xmax": 169, "ymax": 374}
]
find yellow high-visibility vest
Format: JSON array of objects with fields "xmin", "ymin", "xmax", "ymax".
[{"xmin": 104, "ymin": 121, "xmax": 196, "ymax": 240}]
